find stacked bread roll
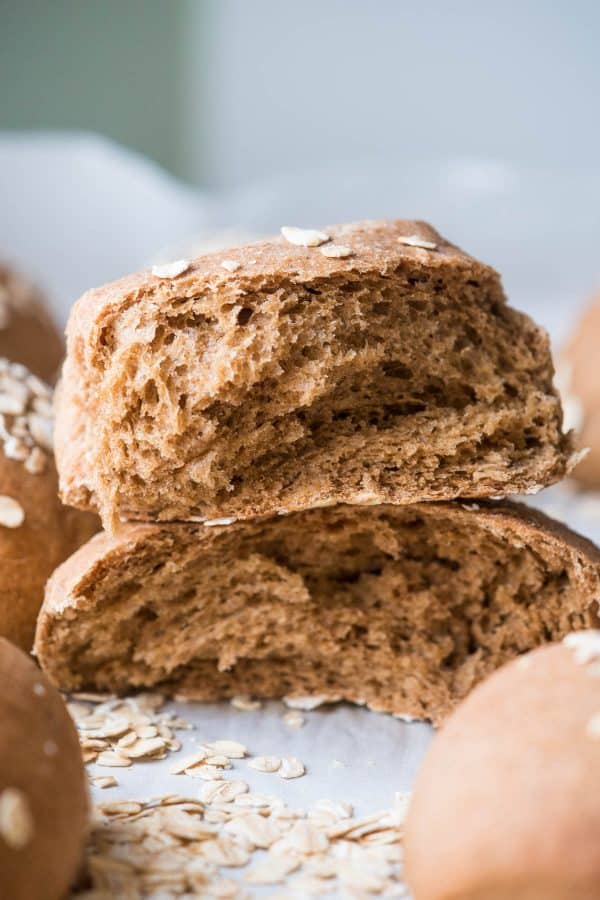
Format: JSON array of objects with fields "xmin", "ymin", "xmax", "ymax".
[{"xmin": 34, "ymin": 220, "xmax": 600, "ymax": 722}]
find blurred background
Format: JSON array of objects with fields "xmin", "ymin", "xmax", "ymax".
[{"xmin": 1, "ymin": 0, "xmax": 600, "ymax": 337}]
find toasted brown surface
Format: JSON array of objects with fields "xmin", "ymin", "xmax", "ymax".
[
  {"xmin": 405, "ymin": 640, "xmax": 600, "ymax": 900},
  {"xmin": 55, "ymin": 219, "xmax": 572, "ymax": 529},
  {"xmin": 0, "ymin": 263, "xmax": 64, "ymax": 383},
  {"xmin": 0, "ymin": 360, "xmax": 98, "ymax": 651},
  {"xmin": 0, "ymin": 638, "xmax": 88, "ymax": 900},
  {"xmin": 35, "ymin": 501, "xmax": 600, "ymax": 724}
]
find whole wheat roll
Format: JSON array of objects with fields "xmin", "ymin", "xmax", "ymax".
[
  {"xmin": 0, "ymin": 262, "xmax": 63, "ymax": 383},
  {"xmin": 405, "ymin": 635, "xmax": 600, "ymax": 899},
  {"xmin": 0, "ymin": 358, "xmax": 97, "ymax": 650},
  {"xmin": 0, "ymin": 637, "xmax": 88, "ymax": 900}
]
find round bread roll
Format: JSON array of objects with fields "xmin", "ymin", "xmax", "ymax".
[
  {"xmin": 561, "ymin": 293, "xmax": 600, "ymax": 487},
  {"xmin": 0, "ymin": 637, "xmax": 88, "ymax": 900},
  {"xmin": 0, "ymin": 358, "xmax": 97, "ymax": 650},
  {"xmin": 405, "ymin": 633, "xmax": 600, "ymax": 900},
  {"xmin": 0, "ymin": 263, "xmax": 63, "ymax": 384}
]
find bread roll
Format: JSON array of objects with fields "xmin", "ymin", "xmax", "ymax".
[
  {"xmin": 0, "ymin": 637, "xmax": 88, "ymax": 900},
  {"xmin": 562, "ymin": 294, "xmax": 600, "ymax": 487},
  {"xmin": 35, "ymin": 501, "xmax": 600, "ymax": 723},
  {"xmin": 405, "ymin": 635, "xmax": 600, "ymax": 899},
  {"xmin": 0, "ymin": 359, "xmax": 97, "ymax": 650},
  {"xmin": 0, "ymin": 262, "xmax": 63, "ymax": 383},
  {"xmin": 55, "ymin": 220, "xmax": 573, "ymax": 529}
]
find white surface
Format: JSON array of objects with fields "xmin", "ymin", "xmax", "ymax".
[{"xmin": 89, "ymin": 699, "xmax": 432, "ymax": 815}]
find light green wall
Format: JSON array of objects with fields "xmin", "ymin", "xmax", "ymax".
[{"xmin": 0, "ymin": 0, "xmax": 206, "ymax": 180}]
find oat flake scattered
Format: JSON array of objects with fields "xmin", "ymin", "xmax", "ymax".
[
  {"xmin": 586, "ymin": 712, "xmax": 600, "ymax": 739},
  {"xmin": 73, "ymin": 784, "xmax": 407, "ymax": 897},
  {"xmin": 151, "ymin": 259, "xmax": 191, "ymax": 279},
  {"xmin": 320, "ymin": 243, "xmax": 353, "ymax": 259},
  {"xmin": 220, "ymin": 259, "xmax": 241, "ymax": 273},
  {"xmin": 231, "ymin": 695, "xmax": 262, "ymax": 711},
  {"xmin": 73, "ymin": 694, "xmax": 408, "ymax": 896},
  {"xmin": 281, "ymin": 226, "xmax": 330, "ymax": 247},
  {"xmin": 0, "ymin": 495, "xmax": 24, "ymax": 528},
  {"xmin": 169, "ymin": 749, "xmax": 209, "ymax": 774},
  {"xmin": 283, "ymin": 710, "xmax": 305, "ymax": 729},
  {"xmin": 279, "ymin": 756, "xmax": 305, "ymax": 779},
  {"xmin": 68, "ymin": 692, "xmax": 192, "ymax": 770},
  {"xmin": 95, "ymin": 750, "xmax": 132, "ymax": 768},
  {"xmin": 0, "ymin": 360, "xmax": 52, "ymax": 474},
  {"xmin": 204, "ymin": 739, "xmax": 247, "ymax": 758},
  {"xmin": 198, "ymin": 780, "xmax": 249, "ymax": 804},
  {"xmin": 397, "ymin": 234, "xmax": 438, "ymax": 250},
  {"xmin": 564, "ymin": 630, "xmax": 600, "ymax": 665},
  {"xmin": 0, "ymin": 788, "xmax": 33, "ymax": 849},
  {"xmin": 248, "ymin": 755, "xmax": 281, "ymax": 773},
  {"xmin": 245, "ymin": 853, "xmax": 300, "ymax": 884},
  {"xmin": 284, "ymin": 695, "xmax": 334, "ymax": 711},
  {"xmin": 89, "ymin": 775, "xmax": 118, "ymax": 790}
]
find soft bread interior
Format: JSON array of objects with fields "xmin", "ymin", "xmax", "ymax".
[
  {"xmin": 36, "ymin": 504, "xmax": 600, "ymax": 723},
  {"xmin": 72, "ymin": 253, "xmax": 570, "ymax": 524}
]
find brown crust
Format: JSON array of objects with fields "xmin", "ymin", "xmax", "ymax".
[
  {"xmin": 0, "ymin": 263, "xmax": 64, "ymax": 384},
  {"xmin": 0, "ymin": 638, "xmax": 88, "ymax": 900},
  {"xmin": 0, "ymin": 454, "xmax": 94, "ymax": 650},
  {"xmin": 35, "ymin": 500, "xmax": 600, "ymax": 722},
  {"xmin": 40, "ymin": 498, "xmax": 600, "ymax": 607},
  {"xmin": 0, "ymin": 361, "xmax": 98, "ymax": 650},
  {"xmin": 562, "ymin": 293, "xmax": 600, "ymax": 487},
  {"xmin": 66, "ymin": 220, "xmax": 474, "ymax": 335},
  {"xmin": 405, "ymin": 642, "xmax": 600, "ymax": 899}
]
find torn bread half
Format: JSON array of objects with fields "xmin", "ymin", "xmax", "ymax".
[
  {"xmin": 56, "ymin": 219, "xmax": 573, "ymax": 528},
  {"xmin": 35, "ymin": 502, "xmax": 600, "ymax": 724}
]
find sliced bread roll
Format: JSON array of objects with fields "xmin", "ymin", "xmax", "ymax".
[
  {"xmin": 35, "ymin": 502, "xmax": 600, "ymax": 724},
  {"xmin": 56, "ymin": 220, "xmax": 573, "ymax": 528}
]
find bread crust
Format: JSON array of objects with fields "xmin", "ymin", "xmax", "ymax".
[
  {"xmin": 562, "ymin": 293, "xmax": 600, "ymax": 487},
  {"xmin": 0, "ymin": 455, "xmax": 97, "ymax": 650},
  {"xmin": 0, "ymin": 638, "xmax": 88, "ymax": 900},
  {"xmin": 35, "ymin": 501, "xmax": 600, "ymax": 722},
  {"xmin": 0, "ymin": 263, "xmax": 63, "ymax": 383},
  {"xmin": 0, "ymin": 360, "xmax": 98, "ymax": 650},
  {"xmin": 405, "ymin": 641, "xmax": 600, "ymax": 899},
  {"xmin": 55, "ymin": 219, "xmax": 573, "ymax": 527}
]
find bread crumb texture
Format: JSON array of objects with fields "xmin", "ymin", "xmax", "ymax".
[
  {"xmin": 55, "ymin": 219, "xmax": 572, "ymax": 528},
  {"xmin": 36, "ymin": 501, "xmax": 600, "ymax": 725}
]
